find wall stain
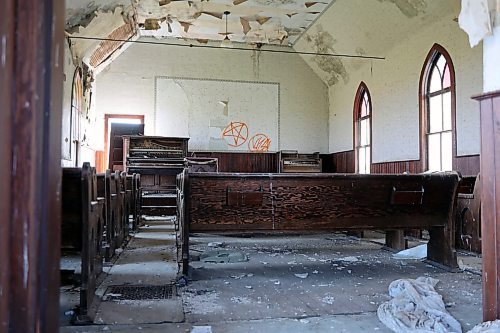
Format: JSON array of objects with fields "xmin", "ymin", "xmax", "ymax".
[
  {"xmin": 305, "ymin": 25, "xmax": 348, "ymax": 86},
  {"xmin": 376, "ymin": 0, "xmax": 427, "ymax": 18}
]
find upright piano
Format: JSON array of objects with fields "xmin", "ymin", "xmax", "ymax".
[{"xmin": 123, "ymin": 136, "xmax": 189, "ymax": 216}]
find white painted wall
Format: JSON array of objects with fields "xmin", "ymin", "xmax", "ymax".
[
  {"xmin": 94, "ymin": 38, "xmax": 329, "ymax": 153},
  {"xmin": 328, "ymin": 10, "xmax": 483, "ymax": 162},
  {"xmin": 484, "ymin": 18, "xmax": 500, "ymax": 93}
]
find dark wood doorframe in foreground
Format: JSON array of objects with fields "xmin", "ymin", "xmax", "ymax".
[
  {"xmin": 103, "ymin": 114, "xmax": 145, "ymax": 170},
  {"xmin": 0, "ymin": 0, "xmax": 14, "ymax": 330},
  {"xmin": 474, "ymin": 90, "xmax": 500, "ymax": 321},
  {"xmin": 0, "ymin": 0, "xmax": 64, "ymax": 331}
]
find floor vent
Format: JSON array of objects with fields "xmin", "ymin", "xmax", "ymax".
[{"xmin": 105, "ymin": 284, "xmax": 175, "ymax": 300}]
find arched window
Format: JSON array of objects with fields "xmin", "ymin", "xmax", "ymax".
[
  {"xmin": 420, "ymin": 44, "xmax": 455, "ymax": 172},
  {"xmin": 70, "ymin": 67, "xmax": 83, "ymax": 164},
  {"xmin": 354, "ymin": 82, "xmax": 372, "ymax": 174}
]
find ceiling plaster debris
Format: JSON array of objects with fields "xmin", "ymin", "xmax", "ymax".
[
  {"xmin": 304, "ymin": 24, "xmax": 348, "ymax": 86},
  {"xmin": 66, "ymin": 0, "xmax": 335, "ymax": 48}
]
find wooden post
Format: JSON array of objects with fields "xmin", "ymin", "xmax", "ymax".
[
  {"xmin": 0, "ymin": 0, "xmax": 64, "ymax": 331},
  {"xmin": 474, "ymin": 91, "xmax": 500, "ymax": 321},
  {"xmin": 0, "ymin": 0, "xmax": 14, "ymax": 330}
]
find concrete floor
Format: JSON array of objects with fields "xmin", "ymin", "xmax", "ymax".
[{"xmin": 61, "ymin": 220, "xmax": 483, "ymax": 333}]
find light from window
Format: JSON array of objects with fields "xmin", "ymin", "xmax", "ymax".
[
  {"xmin": 356, "ymin": 89, "xmax": 371, "ymax": 174},
  {"xmin": 426, "ymin": 53, "xmax": 453, "ymax": 172}
]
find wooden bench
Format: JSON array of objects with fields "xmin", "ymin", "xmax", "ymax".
[
  {"xmin": 177, "ymin": 172, "xmax": 461, "ymax": 270},
  {"xmin": 133, "ymin": 173, "xmax": 141, "ymax": 230},
  {"xmin": 97, "ymin": 171, "xmax": 118, "ymax": 261},
  {"xmin": 61, "ymin": 162, "xmax": 104, "ymax": 316},
  {"xmin": 111, "ymin": 171, "xmax": 127, "ymax": 251},
  {"xmin": 454, "ymin": 175, "xmax": 481, "ymax": 253}
]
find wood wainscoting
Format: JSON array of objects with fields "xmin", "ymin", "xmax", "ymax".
[
  {"xmin": 454, "ymin": 155, "xmax": 480, "ymax": 176},
  {"xmin": 331, "ymin": 150, "xmax": 356, "ymax": 173},
  {"xmin": 371, "ymin": 160, "xmax": 422, "ymax": 174},
  {"xmin": 330, "ymin": 150, "xmax": 479, "ymax": 176},
  {"xmin": 190, "ymin": 151, "xmax": 280, "ymax": 173}
]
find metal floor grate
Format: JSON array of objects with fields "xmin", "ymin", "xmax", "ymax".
[{"xmin": 105, "ymin": 284, "xmax": 175, "ymax": 300}]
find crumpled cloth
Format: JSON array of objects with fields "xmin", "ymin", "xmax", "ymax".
[
  {"xmin": 377, "ymin": 277, "xmax": 462, "ymax": 333},
  {"xmin": 459, "ymin": 0, "xmax": 500, "ymax": 47},
  {"xmin": 467, "ymin": 320, "xmax": 500, "ymax": 332}
]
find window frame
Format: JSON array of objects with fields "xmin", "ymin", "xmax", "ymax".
[
  {"xmin": 353, "ymin": 82, "xmax": 372, "ymax": 174},
  {"xmin": 419, "ymin": 44, "xmax": 456, "ymax": 172}
]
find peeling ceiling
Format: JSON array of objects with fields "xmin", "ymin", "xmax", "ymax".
[
  {"xmin": 66, "ymin": 0, "xmax": 334, "ymax": 47},
  {"xmin": 65, "ymin": 0, "xmax": 460, "ymax": 86}
]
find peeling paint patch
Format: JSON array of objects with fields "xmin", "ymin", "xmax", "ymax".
[
  {"xmin": 254, "ymin": 0, "xmax": 296, "ymax": 5},
  {"xmin": 376, "ymin": 0, "xmax": 427, "ymax": 18},
  {"xmin": 305, "ymin": 25, "xmax": 348, "ymax": 86}
]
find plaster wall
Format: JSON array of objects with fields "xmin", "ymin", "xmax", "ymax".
[
  {"xmin": 328, "ymin": 11, "xmax": 482, "ymax": 162},
  {"xmin": 94, "ymin": 39, "xmax": 329, "ymax": 153},
  {"xmin": 61, "ymin": 41, "xmax": 77, "ymax": 168},
  {"xmin": 484, "ymin": 21, "xmax": 500, "ymax": 93}
]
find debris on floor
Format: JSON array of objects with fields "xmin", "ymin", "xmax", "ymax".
[
  {"xmin": 200, "ymin": 249, "xmax": 248, "ymax": 263},
  {"xmin": 393, "ymin": 244, "xmax": 427, "ymax": 260},
  {"xmin": 468, "ymin": 320, "xmax": 500, "ymax": 332},
  {"xmin": 377, "ymin": 277, "xmax": 462, "ymax": 333}
]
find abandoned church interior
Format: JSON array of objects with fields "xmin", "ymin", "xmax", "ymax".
[{"xmin": 2, "ymin": 0, "xmax": 500, "ymax": 332}]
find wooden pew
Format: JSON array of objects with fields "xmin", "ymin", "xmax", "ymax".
[
  {"xmin": 176, "ymin": 170, "xmax": 189, "ymax": 276},
  {"xmin": 97, "ymin": 170, "xmax": 118, "ymax": 262},
  {"xmin": 178, "ymin": 172, "xmax": 460, "ymax": 269},
  {"xmin": 61, "ymin": 162, "xmax": 104, "ymax": 316},
  {"xmin": 123, "ymin": 172, "xmax": 134, "ymax": 234},
  {"xmin": 133, "ymin": 173, "xmax": 141, "ymax": 230},
  {"xmin": 454, "ymin": 175, "xmax": 481, "ymax": 253},
  {"xmin": 111, "ymin": 171, "xmax": 126, "ymax": 251}
]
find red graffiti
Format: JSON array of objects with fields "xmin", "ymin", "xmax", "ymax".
[
  {"xmin": 248, "ymin": 133, "xmax": 271, "ymax": 152},
  {"xmin": 222, "ymin": 122, "xmax": 249, "ymax": 147}
]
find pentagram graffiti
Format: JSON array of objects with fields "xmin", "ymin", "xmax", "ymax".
[
  {"xmin": 222, "ymin": 122, "xmax": 249, "ymax": 147},
  {"xmin": 248, "ymin": 133, "xmax": 271, "ymax": 152}
]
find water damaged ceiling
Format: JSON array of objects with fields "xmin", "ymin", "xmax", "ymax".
[
  {"xmin": 65, "ymin": 0, "xmax": 458, "ymax": 85},
  {"xmin": 66, "ymin": 0, "xmax": 334, "ymax": 46}
]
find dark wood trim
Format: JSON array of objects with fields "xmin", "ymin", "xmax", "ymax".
[
  {"xmin": 371, "ymin": 160, "xmax": 422, "ymax": 174},
  {"xmin": 353, "ymin": 82, "xmax": 373, "ymax": 173},
  {"xmin": 190, "ymin": 151, "xmax": 279, "ymax": 173},
  {"xmin": 419, "ymin": 43, "xmax": 457, "ymax": 172},
  {"xmin": 0, "ymin": 0, "xmax": 14, "ymax": 329},
  {"xmin": 104, "ymin": 114, "xmax": 144, "ymax": 170},
  {"xmin": 473, "ymin": 90, "xmax": 500, "ymax": 321},
  {"xmin": 2, "ymin": 0, "xmax": 64, "ymax": 331},
  {"xmin": 454, "ymin": 154, "xmax": 480, "ymax": 176},
  {"xmin": 331, "ymin": 150, "xmax": 355, "ymax": 173}
]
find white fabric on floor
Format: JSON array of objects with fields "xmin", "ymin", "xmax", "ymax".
[{"xmin": 377, "ymin": 277, "xmax": 462, "ymax": 333}]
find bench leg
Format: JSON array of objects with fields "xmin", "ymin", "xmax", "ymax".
[
  {"xmin": 427, "ymin": 226, "xmax": 458, "ymax": 269},
  {"xmin": 385, "ymin": 230, "xmax": 406, "ymax": 251}
]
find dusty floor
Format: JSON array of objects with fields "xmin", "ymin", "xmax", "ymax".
[{"xmin": 60, "ymin": 219, "xmax": 483, "ymax": 333}]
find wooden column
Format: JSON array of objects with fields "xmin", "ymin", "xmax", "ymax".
[
  {"xmin": 474, "ymin": 91, "xmax": 500, "ymax": 321},
  {"xmin": 0, "ymin": 0, "xmax": 65, "ymax": 332},
  {"xmin": 0, "ymin": 0, "xmax": 14, "ymax": 330}
]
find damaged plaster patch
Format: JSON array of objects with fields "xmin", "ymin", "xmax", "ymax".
[
  {"xmin": 65, "ymin": 0, "xmax": 133, "ymax": 31},
  {"xmin": 254, "ymin": 0, "xmax": 296, "ymax": 5},
  {"xmin": 304, "ymin": 25, "xmax": 348, "ymax": 86},
  {"xmin": 376, "ymin": 0, "xmax": 427, "ymax": 18}
]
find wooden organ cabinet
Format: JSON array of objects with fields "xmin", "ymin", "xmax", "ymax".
[
  {"xmin": 123, "ymin": 136, "xmax": 189, "ymax": 216},
  {"xmin": 279, "ymin": 150, "xmax": 322, "ymax": 173}
]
